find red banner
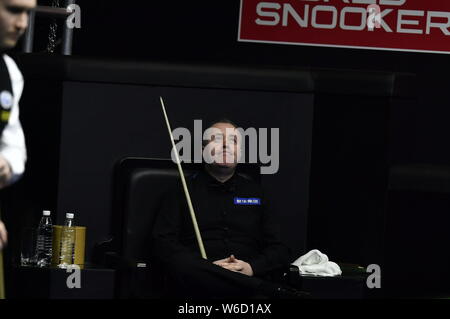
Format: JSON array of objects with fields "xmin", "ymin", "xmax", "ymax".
[{"xmin": 238, "ymin": 0, "xmax": 450, "ymax": 54}]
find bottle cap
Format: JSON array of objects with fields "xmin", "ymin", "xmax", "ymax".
[
  {"xmin": 66, "ymin": 213, "xmax": 74, "ymax": 219},
  {"xmin": 43, "ymin": 210, "xmax": 51, "ymax": 216}
]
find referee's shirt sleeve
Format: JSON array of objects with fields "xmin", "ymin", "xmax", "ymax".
[{"xmin": 0, "ymin": 55, "xmax": 27, "ymax": 184}]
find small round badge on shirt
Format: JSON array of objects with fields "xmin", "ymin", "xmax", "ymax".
[{"xmin": 0, "ymin": 91, "xmax": 13, "ymax": 110}]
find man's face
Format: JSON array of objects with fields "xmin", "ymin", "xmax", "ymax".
[
  {"xmin": 0, "ymin": 0, "xmax": 36, "ymax": 50},
  {"xmin": 205, "ymin": 122, "xmax": 242, "ymax": 169}
]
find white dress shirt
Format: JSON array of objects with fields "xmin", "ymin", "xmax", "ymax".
[{"xmin": 0, "ymin": 54, "xmax": 27, "ymax": 184}]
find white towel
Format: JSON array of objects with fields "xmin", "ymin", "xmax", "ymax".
[{"xmin": 292, "ymin": 249, "xmax": 342, "ymax": 277}]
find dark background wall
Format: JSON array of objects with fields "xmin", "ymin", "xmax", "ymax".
[
  {"xmin": 16, "ymin": 0, "xmax": 442, "ymax": 168},
  {"xmin": 65, "ymin": 0, "xmax": 447, "ymax": 166}
]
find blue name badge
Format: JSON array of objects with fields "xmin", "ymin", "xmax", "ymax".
[{"xmin": 234, "ymin": 197, "xmax": 261, "ymax": 205}]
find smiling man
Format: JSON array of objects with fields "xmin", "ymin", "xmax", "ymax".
[
  {"xmin": 0, "ymin": 0, "xmax": 36, "ymax": 300},
  {"xmin": 152, "ymin": 119, "xmax": 307, "ymax": 299}
]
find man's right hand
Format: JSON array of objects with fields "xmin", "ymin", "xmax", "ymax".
[{"xmin": 0, "ymin": 220, "xmax": 7, "ymax": 251}]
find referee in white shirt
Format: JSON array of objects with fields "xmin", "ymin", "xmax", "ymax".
[{"xmin": 0, "ymin": 0, "xmax": 37, "ymax": 300}]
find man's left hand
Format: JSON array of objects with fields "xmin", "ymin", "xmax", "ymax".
[
  {"xmin": 0, "ymin": 155, "xmax": 12, "ymax": 189},
  {"xmin": 213, "ymin": 255, "xmax": 254, "ymax": 277}
]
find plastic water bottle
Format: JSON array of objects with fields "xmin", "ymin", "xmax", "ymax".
[
  {"xmin": 36, "ymin": 210, "xmax": 53, "ymax": 268},
  {"xmin": 58, "ymin": 213, "xmax": 76, "ymax": 269}
]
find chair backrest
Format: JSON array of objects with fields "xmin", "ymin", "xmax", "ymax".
[{"xmin": 114, "ymin": 158, "xmax": 197, "ymax": 265}]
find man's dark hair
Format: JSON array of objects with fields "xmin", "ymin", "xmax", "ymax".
[{"xmin": 207, "ymin": 118, "xmax": 239, "ymax": 130}]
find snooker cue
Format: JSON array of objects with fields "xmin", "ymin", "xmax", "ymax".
[{"xmin": 159, "ymin": 97, "xmax": 207, "ymax": 260}]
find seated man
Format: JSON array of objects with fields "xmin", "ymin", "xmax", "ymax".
[{"xmin": 152, "ymin": 119, "xmax": 305, "ymax": 299}]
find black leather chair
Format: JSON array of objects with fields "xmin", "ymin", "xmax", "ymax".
[{"xmin": 105, "ymin": 157, "xmax": 261, "ymax": 298}]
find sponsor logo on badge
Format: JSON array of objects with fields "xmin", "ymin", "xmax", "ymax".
[
  {"xmin": 234, "ymin": 197, "xmax": 261, "ymax": 205},
  {"xmin": 0, "ymin": 91, "xmax": 13, "ymax": 109}
]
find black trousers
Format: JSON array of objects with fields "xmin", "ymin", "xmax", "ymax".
[{"xmin": 163, "ymin": 254, "xmax": 271, "ymax": 299}]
